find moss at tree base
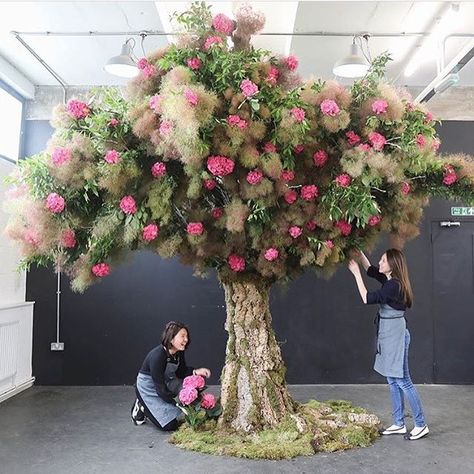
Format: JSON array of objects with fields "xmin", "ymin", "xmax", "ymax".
[{"xmin": 169, "ymin": 399, "xmax": 381, "ymax": 460}]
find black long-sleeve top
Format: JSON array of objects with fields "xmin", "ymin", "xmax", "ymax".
[
  {"xmin": 366, "ymin": 265, "xmax": 406, "ymax": 311},
  {"xmin": 139, "ymin": 344, "xmax": 194, "ymax": 403}
]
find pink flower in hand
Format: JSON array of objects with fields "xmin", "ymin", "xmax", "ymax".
[{"xmin": 183, "ymin": 375, "xmax": 205, "ymax": 389}]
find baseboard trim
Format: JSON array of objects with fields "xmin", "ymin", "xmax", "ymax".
[{"xmin": 0, "ymin": 377, "xmax": 35, "ymax": 403}]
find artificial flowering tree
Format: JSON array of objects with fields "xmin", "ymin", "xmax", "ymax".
[{"xmin": 5, "ymin": 2, "xmax": 474, "ymax": 456}]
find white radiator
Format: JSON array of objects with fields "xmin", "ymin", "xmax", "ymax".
[{"xmin": 0, "ymin": 321, "xmax": 19, "ymax": 381}]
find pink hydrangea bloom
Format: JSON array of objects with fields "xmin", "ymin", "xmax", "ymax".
[
  {"xmin": 368, "ymin": 215, "xmax": 382, "ymax": 226},
  {"xmin": 201, "ymin": 393, "xmax": 216, "ymax": 410},
  {"xmin": 240, "ymin": 79, "xmax": 259, "ymax": 97},
  {"xmin": 284, "ymin": 190, "xmax": 298, "ymax": 204},
  {"xmin": 301, "ymin": 184, "xmax": 318, "ymax": 201},
  {"xmin": 264, "ymin": 248, "xmax": 279, "ymax": 261},
  {"xmin": 443, "ymin": 165, "xmax": 457, "ymax": 186},
  {"xmin": 313, "ymin": 150, "xmax": 328, "ymax": 167},
  {"xmin": 61, "ymin": 229, "xmax": 76, "ymax": 248},
  {"xmin": 92, "ymin": 263, "xmax": 110, "ymax": 278},
  {"xmin": 142, "ymin": 224, "xmax": 159, "ymax": 241},
  {"xmin": 280, "ymin": 170, "xmax": 295, "ymax": 182},
  {"xmin": 289, "ymin": 226, "xmax": 302, "ymax": 239},
  {"xmin": 212, "ymin": 13, "xmax": 235, "ymax": 35},
  {"xmin": 179, "ymin": 387, "xmax": 198, "ymax": 405},
  {"xmin": 335, "ymin": 219, "xmax": 352, "ymax": 236},
  {"xmin": 212, "ymin": 207, "xmax": 223, "ymax": 219},
  {"xmin": 137, "ymin": 58, "xmax": 149, "ymax": 69},
  {"xmin": 105, "ymin": 149, "xmax": 121, "ymax": 164},
  {"xmin": 52, "ymin": 147, "xmax": 72, "ymax": 166},
  {"xmin": 320, "ymin": 99, "xmax": 340, "ymax": 116},
  {"xmin": 368, "ymin": 132, "xmax": 387, "ymax": 151},
  {"xmin": 266, "ymin": 66, "xmax": 279, "ymax": 85},
  {"xmin": 290, "ymin": 107, "xmax": 305, "ymax": 122},
  {"xmin": 187, "ymin": 57, "xmax": 202, "ymax": 70},
  {"xmin": 187, "ymin": 222, "xmax": 204, "ymax": 236},
  {"xmin": 228, "ymin": 254, "xmax": 245, "ymax": 272},
  {"xmin": 346, "ymin": 131, "xmax": 361, "ymax": 146},
  {"xmin": 227, "ymin": 115, "xmax": 247, "ymax": 129},
  {"xmin": 306, "ymin": 220, "xmax": 317, "ymax": 231},
  {"xmin": 246, "ymin": 169, "xmax": 263, "ymax": 185},
  {"xmin": 149, "ymin": 95, "xmax": 162, "ymax": 113},
  {"xmin": 207, "ymin": 155, "xmax": 235, "ymax": 176},
  {"xmin": 203, "ymin": 179, "xmax": 216, "ymax": 190},
  {"xmin": 424, "ymin": 111, "xmax": 434, "ymax": 122},
  {"xmin": 358, "ymin": 143, "xmax": 371, "ymax": 152},
  {"xmin": 335, "ymin": 173, "xmax": 351, "ymax": 187},
  {"xmin": 406, "ymin": 102, "xmax": 415, "ymax": 112},
  {"xmin": 372, "ymin": 100, "xmax": 388, "ymax": 115},
  {"xmin": 263, "ymin": 142, "xmax": 277, "ymax": 153},
  {"xmin": 432, "ymin": 138, "xmax": 441, "ymax": 151},
  {"xmin": 184, "ymin": 88, "xmax": 199, "ymax": 106},
  {"xmin": 24, "ymin": 229, "xmax": 41, "ymax": 246},
  {"xmin": 285, "ymin": 55, "xmax": 299, "ymax": 71},
  {"xmin": 46, "ymin": 193, "xmax": 65, "ymax": 214},
  {"xmin": 416, "ymin": 134, "xmax": 426, "ymax": 149},
  {"xmin": 204, "ymin": 36, "xmax": 224, "ymax": 50},
  {"xmin": 137, "ymin": 58, "xmax": 157, "ymax": 78},
  {"xmin": 151, "ymin": 162, "xmax": 167, "ymax": 178},
  {"xmin": 183, "ymin": 375, "xmax": 206, "ymax": 389},
  {"xmin": 294, "ymin": 144, "xmax": 304, "ymax": 154},
  {"xmin": 401, "ymin": 182, "xmax": 411, "ymax": 195},
  {"xmin": 108, "ymin": 118, "xmax": 120, "ymax": 127},
  {"xmin": 159, "ymin": 120, "xmax": 173, "ymax": 136},
  {"xmin": 325, "ymin": 240, "xmax": 335, "ymax": 249},
  {"xmin": 67, "ymin": 99, "xmax": 90, "ymax": 119},
  {"xmin": 120, "ymin": 196, "xmax": 137, "ymax": 215}
]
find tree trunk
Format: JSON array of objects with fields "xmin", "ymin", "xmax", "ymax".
[{"xmin": 218, "ymin": 277, "xmax": 296, "ymax": 432}]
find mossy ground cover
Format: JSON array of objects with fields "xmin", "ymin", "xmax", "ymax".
[{"xmin": 170, "ymin": 399, "xmax": 381, "ymax": 460}]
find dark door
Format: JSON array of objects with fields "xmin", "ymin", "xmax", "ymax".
[{"xmin": 432, "ymin": 220, "xmax": 474, "ymax": 383}]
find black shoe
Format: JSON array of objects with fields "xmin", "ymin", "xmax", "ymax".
[{"xmin": 131, "ymin": 399, "xmax": 146, "ymax": 425}]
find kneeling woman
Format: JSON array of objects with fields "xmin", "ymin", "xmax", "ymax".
[
  {"xmin": 131, "ymin": 321, "xmax": 211, "ymax": 431},
  {"xmin": 348, "ymin": 249, "xmax": 429, "ymax": 441}
]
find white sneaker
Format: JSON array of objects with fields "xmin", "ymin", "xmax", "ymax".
[
  {"xmin": 380, "ymin": 424, "xmax": 407, "ymax": 435},
  {"xmin": 405, "ymin": 425, "xmax": 429, "ymax": 440}
]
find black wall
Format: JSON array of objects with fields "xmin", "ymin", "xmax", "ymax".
[{"xmin": 24, "ymin": 120, "xmax": 474, "ymax": 385}]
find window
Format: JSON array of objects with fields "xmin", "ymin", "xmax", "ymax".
[{"xmin": 0, "ymin": 82, "xmax": 24, "ymax": 162}]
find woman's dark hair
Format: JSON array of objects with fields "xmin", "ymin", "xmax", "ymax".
[
  {"xmin": 161, "ymin": 321, "xmax": 190, "ymax": 350},
  {"xmin": 386, "ymin": 248, "xmax": 413, "ymax": 308}
]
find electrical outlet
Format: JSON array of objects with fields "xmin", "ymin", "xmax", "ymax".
[{"xmin": 50, "ymin": 342, "xmax": 65, "ymax": 351}]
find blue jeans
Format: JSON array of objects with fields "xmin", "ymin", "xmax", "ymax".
[{"xmin": 386, "ymin": 330, "xmax": 426, "ymax": 427}]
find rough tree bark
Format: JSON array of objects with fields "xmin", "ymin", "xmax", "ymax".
[{"xmin": 218, "ymin": 276, "xmax": 297, "ymax": 432}]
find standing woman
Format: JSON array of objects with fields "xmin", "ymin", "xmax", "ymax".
[
  {"xmin": 131, "ymin": 321, "xmax": 211, "ymax": 431},
  {"xmin": 348, "ymin": 249, "xmax": 429, "ymax": 441}
]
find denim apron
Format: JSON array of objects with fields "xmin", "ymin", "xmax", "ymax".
[
  {"xmin": 136, "ymin": 356, "xmax": 183, "ymax": 426},
  {"xmin": 373, "ymin": 304, "xmax": 407, "ymax": 378}
]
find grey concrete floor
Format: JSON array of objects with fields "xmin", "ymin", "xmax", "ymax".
[{"xmin": 0, "ymin": 385, "xmax": 473, "ymax": 474}]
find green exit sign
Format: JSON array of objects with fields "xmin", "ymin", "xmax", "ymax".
[{"xmin": 451, "ymin": 207, "xmax": 474, "ymax": 216}]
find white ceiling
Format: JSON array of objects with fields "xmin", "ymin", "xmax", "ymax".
[{"xmin": 1, "ymin": 1, "xmax": 474, "ymax": 91}]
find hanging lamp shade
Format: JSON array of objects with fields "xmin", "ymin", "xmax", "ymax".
[
  {"xmin": 332, "ymin": 43, "xmax": 370, "ymax": 78},
  {"xmin": 104, "ymin": 42, "xmax": 139, "ymax": 78}
]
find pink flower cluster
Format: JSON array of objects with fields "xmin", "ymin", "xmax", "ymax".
[
  {"xmin": 183, "ymin": 375, "xmax": 206, "ymax": 389},
  {"xmin": 67, "ymin": 99, "xmax": 90, "ymax": 119},
  {"xmin": 105, "ymin": 149, "xmax": 121, "ymax": 164},
  {"xmin": 24, "ymin": 229, "xmax": 40, "ymax": 247},
  {"xmin": 240, "ymin": 79, "xmax": 259, "ymax": 97},
  {"xmin": 284, "ymin": 189, "xmax": 298, "ymax": 204},
  {"xmin": 211, "ymin": 207, "xmax": 223, "ymax": 219},
  {"xmin": 301, "ymin": 184, "xmax": 318, "ymax": 201},
  {"xmin": 415, "ymin": 134, "xmax": 426, "ymax": 149},
  {"xmin": 263, "ymin": 142, "xmax": 277, "ymax": 153},
  {"xmin": 246, "ymin": 169, "xmax": 263, "ymax": 185},
  {"xmin": 289, "ymin": 226, "xmax": 302, "ymax": 239},
  {"xmin": 368, "ymin": 215, "xmax": 382, "ymax": 226},
  {"xmin": 313, "ymin": 150, "xmax": 328, "ymax": 167},
  {"xmin": 52, "ymin": 148, "xmax": 72, "ymax": 166},
  {"xmin": 108, "ymin": 118, "xmax": 120, "ymax": 127},
  {"xmin": 207, "ymin": 155, "xmax": 235, "ymax": 176},
  {"xmin": 142, "ymin": 224, "xmax": 159, "ymax": 241},
  {"xmin": 149, "ymin": 95, "xmax": 162, "ymax": 113},
  {"xmin": 326, "ymin": 240, "xmax": 335, "ymax": 249},
  {"xmin": 179, "ymin": 387, "xmax": 198, "ymax": 405},
  {"xmin": 61, "ymin": 229, "xmax": 76, "ymax": 248},
  {"xmin": 159, "ymin": 120, "xmax": 173, "ymax": 136},
  {"xmin": 320, "ymin": 99, "xmax": 340, "ymax": 116},
  {"xmin": 46, "ymin": 193, "xmax": 65, "ymax": 214},
  {"xmin": 227, "ymin": 115, "xmax": 247, "ymax": 129},
  {"xmin": 266, "ymin": 66, "xmax": 279, "ymax": 85},
  {"xmin": 290, "ymin": 107, "xmax": 305, "ymax": 123},
  {"xmin": 201, "ymin": 393, "xmax": 216, "ymax": 410},
  {"xmin": 204, "ymin": 36, "xmax": 224, "ymax": 50},
  {"xmin": 137, "ymin": 58, "xmax": 157, "ymax": 79},
  {"xmin": 120, "ymin": 196, "xmax": 137, "ymax": 215},
  {"xmin": 228, "ymin": 254, "xmax": 245, "ymax": 272},
  {"xmin": 368, "ymin": 132, "xmax": 387, "ymax": 151},
  {"xmin": 203, "ymin": 178, "xmax": 216, "ymax": 190},
  {"xmin": 212, "ymin": 13, "xmax": 235, "ymax": 35},
  {"xmin": 346, "ymin": 131, "xmax": 361, "ymax": 146},
  {"xmin": 184, "ymin": 88, "xmax": 199, "ymax": 106},
  {"xmin": 151, "ymin": 162, "xmax": 167, "ymax": 178},
  {"xmin": 264, "ymin": 248, "xmax": 279, "ymax": 261},
  {"xmin": 92, "ymin": 263, "xmax": 110, "ymax": 278},
  {"xmin": 306, "ymin": 220, "xmax": 317, "ymax": 231},
  {"xmin": 280, "ymin": 170, "xmax": 295, "ymax": 182},
  {"xmin": 335, "ymin": 219, "xmax": 352, "ymax": 236},
  {"xmin": 372, "ymin": 100, "xmax": 388, "ymax": 115},
  {"xmin": 335, "ymin": 173, "xmax": 351, "ymax": 187},
  {"xmin": 187, "ymin": 57, "xmax": 202, "ymax": 70},
  {"xmin": 401, "ymin": 182, "xmax": 411, "ymax": 195},
  {"xmin": 285, "ymin": 55, "xmax": 298, "ymax": 71},
  {"xmin": 187, "ymin": 222, "xmax": 204, "ymax": 236},
  {"xmin": 294, "ymin": 144, "xmax": 304, "ymax": 154},
  {"xmin": 443, "ymin": 165, "xmax": 457, "ymax": 186}
]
